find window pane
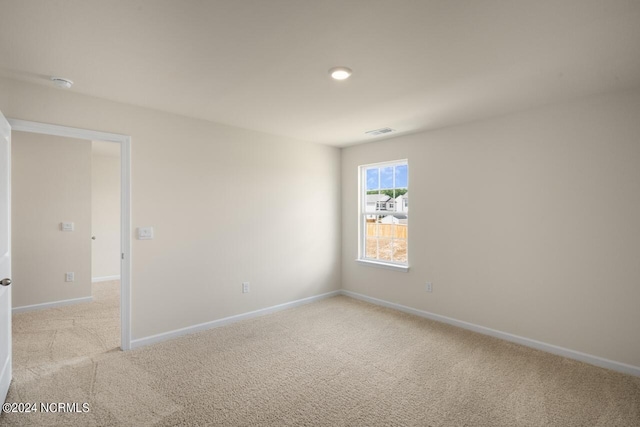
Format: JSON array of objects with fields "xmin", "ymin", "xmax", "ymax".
[
  {"xmin": 366, "ymin": 221, "xmax": 378, "ymax": 238},
  {"xmin": 377, "ymin": 219, "xmax": 392, "ymax": 237},
  {"xmin": 392, "ymin": 239, "xmax": 407, "ymax": 263},
  {"xmin": 395, "ymin": 164, "xmax": 408, "ymax": 188},
  {"xmin": 365, "ymin": 237, "xmax": 378, "ymax": 259},
  {"xmin": 380, "ymin": 166, "xmax": 393, "ymax": 189},
  {"xmin": 377, "ymin": 238, "xmax": 393, "ymax": 261},
  {"xmin": 392, "ymin": 222, "xmax": 407, "ymax": 239},
  {"xmin": 366, "ymin": 168, "xmax": 379, "ymax": 191}
]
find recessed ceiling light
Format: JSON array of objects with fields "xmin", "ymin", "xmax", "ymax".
[
  {"xmin": 329, "ymin": 66, "xmax": 352, "ymax": 80},
  {"xmin": 51, "ymin": 77, "xmax": 73, "ymax": 89}
]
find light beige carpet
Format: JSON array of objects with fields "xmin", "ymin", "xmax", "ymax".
[
  {"xmin": 2, "ymin": 286, "xmax": 639, "ymax": 426},
  {"xmin": 10, "ymin": 280, "xmax": 121, "ymax": 386}
]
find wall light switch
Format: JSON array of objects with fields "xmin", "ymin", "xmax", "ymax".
[
  {"xmin": 61, "ymin": 222, "xmax": 74, "ymax": 232},
  {"xmin": 137, "ymin": 227, "xmax": 154, "ymax": 240}
]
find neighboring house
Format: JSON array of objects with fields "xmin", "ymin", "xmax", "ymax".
[
  {"xmin": 365, "ymin": 194, "xmax": 393, "ymax": 213},
  {"xmin": 396, "ymin": 192, "xmax": 408, "ymax": 213},
  {"xmin": 366, "ymin": 194, "xmax": 392, "ymax": 220},
  {"xmin": 366, "ymin": 193, "xmax": 407, "ymax": 224}
]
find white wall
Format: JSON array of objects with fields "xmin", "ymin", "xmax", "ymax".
[
  {"xmin": 91, "ymin": 144, "xmax": 121, "ymax": 280},
  {"xmin": 342, "ymin": 89, "xmax": 640, "ymax": 368},
  {"xmin": 12, "ymin": 131, "xmax": 92, "ymax": 308},
  {"xmin": 1, "ymin": 78, "xmax": 341, "ymax": 339},
  {"xmin": 10, "ymin": 76, "xmax": 636, "ymax": 369}
]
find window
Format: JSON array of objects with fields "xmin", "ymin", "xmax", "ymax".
[{"xmin": 359, "ymin": 160, "xmax": 408, "ymax": 269}]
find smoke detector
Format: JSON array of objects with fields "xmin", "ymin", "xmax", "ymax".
[
  {"xmin": 51, "ymin": 77, "xmax": 73, "ymax": 89},
  {"xmin": 365, "ymin": 127, "xmax": 396, "ymax": 136}
]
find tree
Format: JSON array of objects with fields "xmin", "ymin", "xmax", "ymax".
[{"xmin": 367, "ymin": 189, "xmax": 407, "ymax": 198}]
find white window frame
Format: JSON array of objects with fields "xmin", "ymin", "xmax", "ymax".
[{"xmin": 357, "ymin": 160, "xmax": 409, "ymax": 272}]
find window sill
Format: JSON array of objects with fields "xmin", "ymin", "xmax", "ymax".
[{"xmin": 355, "ymin": 259, "xmax": 409, "ymax": 272}]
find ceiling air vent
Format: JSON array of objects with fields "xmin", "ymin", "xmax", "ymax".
[{"xmin": 365, "ymin": 127, "xmax": 395, "ymax": 136}]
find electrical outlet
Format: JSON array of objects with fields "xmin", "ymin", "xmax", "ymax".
[
  {"xmin": 242, "ymin": 282, "xmax": 250, "ymax": 293},
  {"xmin": 425, "ymin": 282, "xmax": 433, "ymax": 293},
  {"xmin": 66, "ymin": 272, "xmax": 75, "ymax": 282}
]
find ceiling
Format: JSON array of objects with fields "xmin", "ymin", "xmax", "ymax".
[{"xmin": 1, "ymin": 0, "xmax": 639, "ymax": 147}]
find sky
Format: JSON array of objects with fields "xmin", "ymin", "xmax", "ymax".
[{"xmin": 366, "ymin": 164, "xmax": 408, "ymax": 191}]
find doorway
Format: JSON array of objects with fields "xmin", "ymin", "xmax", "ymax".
[
  {"xmin": 7, "ymin": 119, "xmax": 131, "ymax": 353},
  {"xmin": 92, "ymin": 141, "xmax": 121, "ymax": 285}
]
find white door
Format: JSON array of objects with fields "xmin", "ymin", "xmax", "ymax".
[{"xmin": 0, "ymin": 111, "xmax": 11, "ymax": 404}]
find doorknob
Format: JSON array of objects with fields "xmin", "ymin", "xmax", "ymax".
[
  {"xmin": 92, "ymin": 236, "xmax": 96, "ymax": 240},
  {"xmin": 0, "ymin": 278, "xmax": 11, "ymax": 287}
]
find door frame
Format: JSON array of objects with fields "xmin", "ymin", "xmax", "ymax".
[
  {"xmin": 1, "ymin": 112, "xmax": 12, "ymax": 404},
  {"xmin": 7, "ymin": 119, "xmax": 132, "ymax": 350}
]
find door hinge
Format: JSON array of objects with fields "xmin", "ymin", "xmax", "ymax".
[{"xmin": 121, "ymin": 253, "xmax": 125, "ymax": 260}]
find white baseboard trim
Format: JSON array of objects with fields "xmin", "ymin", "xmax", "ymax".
[
  {"xmin": 92, "ymin": 275, "xmax": 120, "ymax": 283},
  {"xmin": 13, "ymin": 296, "xmax": 94, "ymax": 314},
  {"xmin": 130, "ymin": 290, "xmax": 342, "ymax": 349},
  {"xmin": 341, "ymin": 290, "xmax": 640, "ymax": 377}
]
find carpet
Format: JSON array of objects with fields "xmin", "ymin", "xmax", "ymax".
[{"xmin": 2, "ymin": 284, "xmax": 639, "ymax": 426}]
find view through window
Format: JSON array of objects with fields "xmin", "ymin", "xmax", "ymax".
[{"xmin": 360, "ymin": 160, "xmax": 408, "ymax": 266}]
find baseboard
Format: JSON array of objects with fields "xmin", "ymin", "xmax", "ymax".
[
  {"xmin": 92, "ymin": 275, "xmax": 120, "ymax": 283},
  {"xmin": 341, "ymin": 290, "xmax": 640, "ymax": 377},
  {"xmin": 13, "ymin": 296, "xmax": 94, "ymax": 314},
  {"xmin": 130, "ymin": 290, "xmax": 342, "ymax": 349}
]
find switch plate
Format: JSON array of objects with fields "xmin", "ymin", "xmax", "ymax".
[
  {"xmin": 65, "ymin": 272, "xmax": 75, "ymax": 282},
  {"xmin": 242, "ymin": 282, "xmax": 250, "ymax": 293},
  {"xmin": 137, "ymin": 227, "xmax": 154, "ymax": 240},
  {"xmin": 61, "ymin": 222, "xmax": 74, "ymax": 232},
  {"xmin": 425, "ymin": 282, "xmax": 433, "ymax": 293}
]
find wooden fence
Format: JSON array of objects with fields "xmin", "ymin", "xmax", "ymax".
[{"xmin": 366, "ymin": 223, "xmax": 407, "ymax": 239}]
